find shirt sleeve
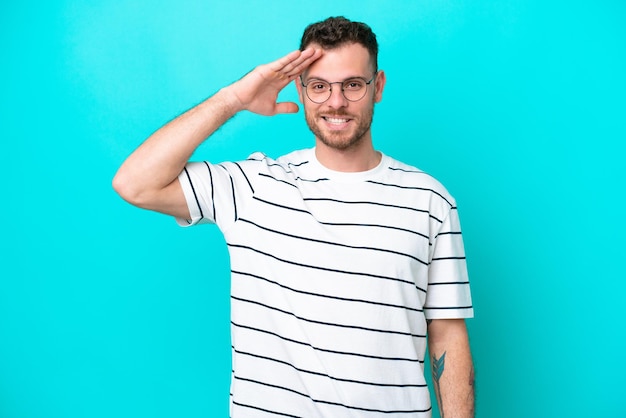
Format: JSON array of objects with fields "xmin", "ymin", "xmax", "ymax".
[
  {"xmin": 175, "ymin": 159, "xmax": 256, "ymax": 231},
  {"xmin": 424, "ymin": 204, "xmax": 474, "ymax": 319}
]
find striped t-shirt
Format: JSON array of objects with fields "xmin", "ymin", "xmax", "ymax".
[{"xmin": 177, "ymin": 147, "xmax": 473, "ymax": 418}]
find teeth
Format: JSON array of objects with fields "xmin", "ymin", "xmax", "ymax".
[{"xmin": 325, "ymin": 117, "xmax": 349, "ymax": 123}]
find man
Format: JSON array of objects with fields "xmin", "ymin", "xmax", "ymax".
[{"xmin": 114, "ymin": 16, "xmax": 474, "ymax": 418}]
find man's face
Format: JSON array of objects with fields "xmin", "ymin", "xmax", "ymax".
[{"xmin": 297, "ymin": 43, "xmax": 385, "ymax": 151}]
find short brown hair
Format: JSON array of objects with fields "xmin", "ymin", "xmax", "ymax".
[{"xmin": 300, "ymin": 16, "xmax": 379, "ymax": 71}]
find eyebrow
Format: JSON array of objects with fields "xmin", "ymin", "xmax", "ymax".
[{"xmin": 303, "ymin": 74, "xmax": 370, "ymax": 82}]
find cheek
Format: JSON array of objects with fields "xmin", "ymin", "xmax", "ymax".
[{"xmin": 303, "ymin": 101, "xmax": 322, "ymax": 117}]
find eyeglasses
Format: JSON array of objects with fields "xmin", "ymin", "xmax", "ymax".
[{"xmin": 300, "ymin": 73, "xmax": 377, "ymax": 104}]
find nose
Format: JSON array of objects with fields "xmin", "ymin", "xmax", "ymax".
[{"xmin": 326, "ymin": 83, "xmax": 348, "ymax": 109}]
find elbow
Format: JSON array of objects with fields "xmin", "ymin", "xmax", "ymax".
[
  {"xmin": 112, "ymin": 169, "xmax": 166, "ymax": 211},
  {"xmin": 112, "ymin": 170, "xmax": 142, "ymax": 206}
]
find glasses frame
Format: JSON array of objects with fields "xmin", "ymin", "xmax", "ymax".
[{"xmin": 300, "ymin": 73, "xmax": 378, "ymax": 104}]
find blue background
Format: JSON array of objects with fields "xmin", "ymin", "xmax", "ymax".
[{"xmin": 2, "ymin": 1, "xmax": 625, "ymax": 417}]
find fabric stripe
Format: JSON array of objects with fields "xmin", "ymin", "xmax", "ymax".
[
  {"xmin": 228, "ymin": 244, "xmax": 425, "ymax": 291},
  {"xmin": 233, "ymin": 349, "xmax": 427, "ymax": 388},
  {"xmin": 183, "ymin": 167, "xmax": 204, "ymax": 222},
  {"xmin": 232, "ymin": 271, "xmax": 424, "ymax": 314},
  {"xmin": 238, "ymin": 217, "xmax": 429, "ymax": 266},
  {"xmin": 365, "ymin": 179, "xmax": 454, "ymax": 207},
  {"xmin": 252, "ymin": 196, "xmax": 430, "ymax": 239},
  {"xmin": 232, "ymin": 401, "xmax": 301, "ymax": 418},
  {"xmin": 233, "ymin": 375, "xmax": 432, "ymax": 414},
  {"xmin": 232, "ymin": 295, "xmax": 425, "ymax": 337},
  {"xmin": 232, "ymin": 322, "xmax": 424, "ymax": 363}
]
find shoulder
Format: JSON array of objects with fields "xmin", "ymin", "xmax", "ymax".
[
  {"xmin": 380, "ymin": 154, "xmax": 457, "ymax": 208},
  {"xmin": 239, "ymin": 148, "xmax": 315, "ymax": 177},
  {"xmin": 226, "ymin": 149, "xmax": 317, "ymax": 186},
  {"xmin": 274, "ymin": 148, "xmax": 314, "ymax": 168},
  {"xmin": 242, "ymin": 148, "xmax": 312, "ymax": 169}
]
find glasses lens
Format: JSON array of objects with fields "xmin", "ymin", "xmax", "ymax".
[
  {"xmin": 342, "ymin": 79, "xmax": 367, "ymax": 101},
  {"xmin": 306, "ymin": 81, "xmax": 331, "ymax": 103}
]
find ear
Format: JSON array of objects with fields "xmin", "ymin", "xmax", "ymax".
[
  {"xmin": 294, "ymin": 78, "xmax": 305, "ymax": 104},
  {"xmin": 373, "ymin": 70, "xmax": 386, "ymax": 103}
]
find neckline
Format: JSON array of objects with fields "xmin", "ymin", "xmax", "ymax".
[{"xmin": 308, "ymin": 147, "xmax": 387, "ymax": 182}]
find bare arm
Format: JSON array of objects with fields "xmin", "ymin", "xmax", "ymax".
[
  {"xmin": 428, "ymin": 319, "xmax": 475, "ymax": 418},
  {"xmin": 112, "ymin": 48, "xmax": 322, "ymax": 218}
]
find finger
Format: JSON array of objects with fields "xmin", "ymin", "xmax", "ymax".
[
  {"xmin": 274, "ymin": 101, "xmax": 299, "ymax": 114},
  {"xmin": 282, "ymin": 48, "xmax": 322, "ymax": 77},
  {"xmin": 263, "ymin": 52, "xmax": 299, "ymax": 83},
  {"xmin": 270, "ymin": 50, "xmax": 305, "ymax": 73},
  {"xmin": 271, "ymin": 48, "xmax": 322, "ymax": 79},
  {"xmin": 287, "ymin": 48, "xmax": 322, "ymax": 77}
]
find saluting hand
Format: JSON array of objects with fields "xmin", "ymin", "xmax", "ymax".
[{"xmin": 227, "ymin": 48, "xmax": 322, "ymax": 116}]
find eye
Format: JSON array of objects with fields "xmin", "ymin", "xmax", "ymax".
[
  {"xmin": 344, "ymin": 79, "xmax": 365, "ymax": 90},
  {"xmin": 309, "ymin": 81, "xmax": 329, "ymax": 92}
]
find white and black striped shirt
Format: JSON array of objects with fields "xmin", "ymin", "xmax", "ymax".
[{"xmin": 177, "ymin": 148, "xmax": 473, "ymax": 418}]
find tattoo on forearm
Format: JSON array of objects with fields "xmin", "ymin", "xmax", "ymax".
[{"xmin": 432, "ymin": 351, "xmax": 446, "ymax": 418}]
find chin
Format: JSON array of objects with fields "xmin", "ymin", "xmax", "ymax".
[
  {"xmin": 318, "ymin": 134, "xmax": 362, "ymax": 151},
  {"xmin": 317, "ymin": 125, "xmax": 376, "ymax": 151}
]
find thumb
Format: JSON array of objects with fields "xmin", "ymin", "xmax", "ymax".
[{"xmin": 274, "ymin": 102, "xmax": 300, "ymax": 114}]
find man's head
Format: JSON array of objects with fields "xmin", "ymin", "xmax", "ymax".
[
  {"xmin": 296, "ymin": 17, "xmax": 385, "ymax": 155},
  {"xmin": 300, "ymin": 16, "xmax": 378, "ymax": 73}
]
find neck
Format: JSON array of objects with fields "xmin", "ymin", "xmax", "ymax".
[{"xmin": 314, "ymin": 138, "xmax": 381, "ymax": 172}]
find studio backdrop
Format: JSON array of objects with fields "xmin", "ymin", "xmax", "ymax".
[{"xmin": 2, "ymin": 1, "xmax": 625, "ymax": 417}]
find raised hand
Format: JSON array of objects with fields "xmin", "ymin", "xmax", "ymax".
[{"xmin": 227, "ymin": 48, "xmax": 322, "ymax": 116}]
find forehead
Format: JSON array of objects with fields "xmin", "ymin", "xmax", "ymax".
[{"xmin": 304, "ymin": 42, "xmax": 373, "ymax": 80}]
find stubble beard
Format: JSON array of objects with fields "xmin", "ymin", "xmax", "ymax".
[{"xmin": 305, "ymin": 104, "xmax": 375, "ymax": 151}]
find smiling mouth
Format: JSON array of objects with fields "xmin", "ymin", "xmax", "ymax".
[{"xmin": 322, "ymin": 116, "xmax": 351, "ymax": 124}]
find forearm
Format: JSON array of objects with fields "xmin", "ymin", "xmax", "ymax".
[
  {"xmin": 427, "ymin": 319, "xmax": 475, "ymax": 418},
  {"xmin": 112, "ymin": 86, "xmax": 241, "ymax": 206}
]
